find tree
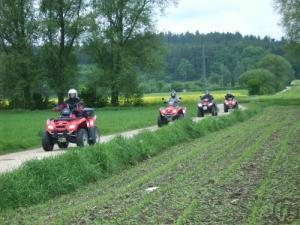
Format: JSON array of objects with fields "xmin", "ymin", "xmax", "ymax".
[
  {"xmin": 0, "ymin": 0, "xmax": 37, "ymax": 108},
  {"xmin": 238, "ymin": 69, "xmax": 277, "ymax": 95},
  {"xmin": 257, "ymin": 53, "xmax": 294, "ymax": 89},
  {"xmin": 274, "ymin": 0, "xmax": 300, "ymax": 77},
  {"xmin": 241, "ymin": 46, "xmax": 267, "ymax": 71},
  {"xmin": 39, "ymin": 0, "xmax": 88, "ymax": 103},
  {"xmin": 275, "ymin": 0, "xmax": 300, "ymax": 43},
  {"xmin": 87, "ymin": 0, "xmax": 175, "ymax": 106},
  {"xmin": 176, "ymin": 58, "xmax": 195, "ymax": 81}
]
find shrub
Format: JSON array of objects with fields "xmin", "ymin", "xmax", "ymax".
[
  {"xmin": 238, "ymin": 69, "xmax": 277, "ymax": 95},
  {"xmin": 258, "ymin": 54, "xmax": 294, "ymax": 89}
]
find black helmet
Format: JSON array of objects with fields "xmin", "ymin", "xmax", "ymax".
[{"xmin": 171, "ymin": 90, "xmax": 176, "ymax": 98}]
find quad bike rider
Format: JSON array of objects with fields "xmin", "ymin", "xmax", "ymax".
[
  {"xmin": 42, "ymin": 89, "xmax": 100, "ymax": 151},
  {"xmin": 157, "ymin": 90, "xmax": 186, "ymax": 127},
  {"xmin": 197, "ymin": 90, "xmax": 218, "ymax": 117},
  {"xmin": 167, "ymin": 90, "xmax": 180, "ymax": 106},
  {"xmin": 64, "ymin": 89, "xmax": 84, "ymax": 115},
  {"xmin": 223, "ymin": 90, "xmax": 238, "ymax": 112}
]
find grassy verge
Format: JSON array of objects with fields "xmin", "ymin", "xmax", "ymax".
[
  {"xmin": 1, "ymin": 106, "xmax": 299, "ymax": 224},
  {"xmin": 0, "ymin": 107, "xmax": 258, "ymax": 211}
]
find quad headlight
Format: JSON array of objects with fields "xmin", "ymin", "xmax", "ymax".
[
  {"xmin": 68, "ymin": 124, "xmax": 77, "ymax": 130},
  {"xmin": 47, "ymin": 125, "xmax": 54, "ymax": 130}
]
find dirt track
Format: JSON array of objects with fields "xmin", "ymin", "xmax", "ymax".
[{"xmin": 0, "ymin": 104, "xmax": 240, "ymax": 173}]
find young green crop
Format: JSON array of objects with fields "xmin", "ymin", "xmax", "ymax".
[{"xmin": 1, "ymin": 106, "xmax": 299, "ymax": 225}]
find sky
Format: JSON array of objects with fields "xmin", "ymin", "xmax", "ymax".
[{"xmin": 156, "ymin": 0, "xmax": 284, "ymax": 40}]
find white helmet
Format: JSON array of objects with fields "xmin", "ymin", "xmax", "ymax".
[{"xmin": 68, "ymin": 89, "xmax": 78, "ymax": 98}]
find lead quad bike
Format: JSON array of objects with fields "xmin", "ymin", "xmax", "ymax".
[
  {"xmin": 42, "ymin": 103, "xmax": 100, "ymax": 151},
  {"xmin": 157, "ymin": 98, "xmax": 186, "ymax": 127}
]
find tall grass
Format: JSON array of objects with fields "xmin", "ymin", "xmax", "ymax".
[{"xmin": 0, "ymin": 108, "xmax": 259, "ymax": 211}]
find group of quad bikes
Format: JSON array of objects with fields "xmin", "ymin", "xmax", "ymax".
[
  {"xmin": 42, "ymin": 94, "xmax": 238, "ymax": 151},
  {"xmin": 157, "ymin": 94, "xmax": 239, "ymax": 127}
]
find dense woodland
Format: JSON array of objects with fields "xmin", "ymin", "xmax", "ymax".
[
  {"xmin": 140, "ymin": 32, "xmax": 296, "ymax": 92},
  {"xmin": 79, "ymin": 32, "xmax": 296, "ymax": 95},
  {"xmin": 0, "ymin": 0, "xmax": 298, "ymax": 109}
]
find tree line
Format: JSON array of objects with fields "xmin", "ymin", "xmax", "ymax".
[
  {"xmin": 0, "ymin": 0, "xmax": 175, "ymax": 109},
  {"xmin": 150, "ymin": 31, "xmax": 297, "ymax": 95},
  {"xmin": 0, "ymin": 0, "xmax": 298, "ymax": 109}
]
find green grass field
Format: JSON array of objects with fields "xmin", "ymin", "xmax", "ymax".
[
  {"xmin": 0, "ymin": 106, "xmax": 160, "ymax": 154},
  {"xmin": 0, "ymin": 90, "xmax": 238, "ymax": 154},
  {"xmin": 0, "ymin": 103, "xmax": 199, "ymax": 154},
  {"xmin": 0, "ymin": 105, "xmax": 299, "ymax": 224}
]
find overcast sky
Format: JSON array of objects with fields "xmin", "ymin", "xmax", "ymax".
[{"xmin": 156, "ymin": 0, "xmax": 284, "ymax": 40}]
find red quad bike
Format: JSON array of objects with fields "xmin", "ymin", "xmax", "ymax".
[
  {"xmin": 197, "ymin": 98, "xmax": 218, "ymax": 117},
  {"xmin": 224, "ymin": 97, "xmax": 239, "ymax": 113},
  {"xmin": 157, "ymin": 98, "xmax": 186, "ymax": 127},
  {"xmin": 42, "ymin": 103, "xmax": 100, "ymax": 151}
]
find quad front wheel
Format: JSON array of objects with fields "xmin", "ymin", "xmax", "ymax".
[
  {"xmin": 89, "ymin": 126, "xmax": 100, "ymax": 145},
  {"xmin": 197, "ymin": 108, "xmax": 204, "ymax": 117},
  {"xmin": 42, "ymin": 131, "xmax": 54, "ymax": 151},
  {"xmin": 178, "ymin": 113, "xmax": 184, "ymax": 119},
  {"xmin": 76, "ymin": 128, "xmax": 89, "ymax": 147},
  {"xmin": 212, "ymin": 107, "xmax": 218, "ymax": 116},
  {"xmin": 157, "ymin": 116, "xmax": 167, "ymax": 127},
  {"xmin": 224, "ymin": 105, "xmax": 228, "ymax": 113}
]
